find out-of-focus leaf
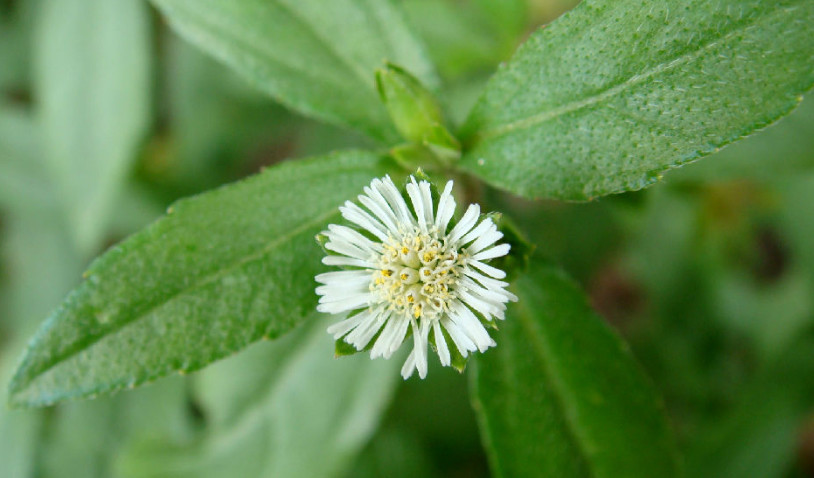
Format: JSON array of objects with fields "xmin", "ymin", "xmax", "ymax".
[
  {"xmin": 459, "ymin": 0, "xmax": 814, "ymax": 200},
  {"xmin": 684, "ymin": 333, "xmax": 814, "ymax": 478},
  {"xmin": 343, "ymin": 427, "xmax": 440, "ymax": 478},
  {"xmin": 0, "ymin": 209, "xmax": 84, "ymax": 478},
  {"xmin": 712, "ymin": 268, "xmax": 813, "ymax": 361},
  {"xmin": 0, "ymin": 0, "xmax": 38, "ymax": 92},
  {"xmin": 402, "ymin": 0, "xmax": 506, "ymax": 81},
  {"xmin": 36, "ymin": 0, "xmax": 152, "ymax": 253},
  {"xmin": 472, "ymin": 260, "xmax": 678, "ymax": 478},
  {"xmin": 0, "ymin": 339, "xmax": 43, "ymax": 478},
  {"xmin": 117, "ymin": 316, "xmax": 399, "ymax": 478},
  {"xmin": 7, "ymin": 150, "xmax": 392, "ymax": 407},
  {"xmin": 150, "ymin": 0, "xmax": 436, "ymax": 144},
  {"xmin": 162, "ymin": 37, "xmax": 301, "ymax": 192},
  {"xmin": 0, "ymin": 107, "xmax": 53, "ymax": 211},
  {"xmin": 777, "ymin": 173, "xmax": 814, "ymax": 285},
  {"xmin": 38, "ymin": 377, "xmax": 194, "ymax": 478}
]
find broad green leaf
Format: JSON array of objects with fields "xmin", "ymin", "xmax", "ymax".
[
  {"xmin": 472, "ymin": 261, "xmax": 678, "ymax": 478},
  {"xmin": 459, "ymin": 0, "xmax": 814, "ymax": 200},
  {"xmin": 150, "ymin": 0, "xmax": 437, "ymax": 144},
  {"xmin": 7, "ymin": 150, "xmax": 392, "ymax": 407},
  {"xmin": 117, "ymin": 316, "xmax": 399, "ymax": 478},
  {"xmin": 36, "ymin": 0, "xmax": 151, "ymax": 253},
  {"xmin": 670, "ymin": 94, "xmax": 814, "ymax": 182}
]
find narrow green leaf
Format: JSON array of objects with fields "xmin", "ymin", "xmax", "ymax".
[
  {"xmin": 36, "ymin": 0, "xmax": 152, "ymax": 253},
  {"xmin": 7, "ymin": 150, "xmax": 392, "ymax": 407},
  {"xmin": 117, "ymin": 316, "xmax": 399, "ymax": 478},
  {"xmin": 460, "ymin": 0, "xmax": 814, "ymax": 199},
  {"xmin": 471, "ymin": 261, "xmax": 678, "ymax": 478},
  {"xmin": 150, "ymin": 0, "xmax": 437, "ymax": 144}
]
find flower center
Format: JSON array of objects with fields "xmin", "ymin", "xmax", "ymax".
[{"xmin": 371, "ymin": 226, "xmax": 464, "ymax": 320}]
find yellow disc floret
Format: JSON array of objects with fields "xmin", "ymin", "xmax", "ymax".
[{"xmin": 371, "ymin": 226, "xmax": 464, "ymax": 321}]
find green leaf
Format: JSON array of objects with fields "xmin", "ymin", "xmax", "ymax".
[
  {"xmin": 0, "ymin": 107, "xmax": 54, "ymax": 212},
  {"xmin": 670, "ymin": 93, "xmax": 814, "ymax": 182},
  {"xmin": 150, "ymin": 0, "xmax": 437, "ymax": 144},
  {"xmin": 36, "ymin": 0, "xmax": 152, "ymax": 253},
  {"xmin": 459, "ymin": 0, "xmax": 814, "ymax": 200},
  {"xmin": 117, "ymin": 316, "xmax": 399, "ymax": 478},
  {"xmin": 0, "ymin": 340, "xmax": 44, "ymax": 478},
  {"xmin": 471, "ymin": 260, "xmax": 679, "ymax": 478},
  {"xmin": 683, "ymin": 332, "xmax": 814, "ymax": 478},
  {"xmin": 38, "ymin": 378, "xmax": 194, "ymax": 478},
  {"xmin": 401, "ymin": 0, "xmax": 511, "ymax": 81},
  {"xmin": 7, "ymin": 150, "xmax": 392, "ymax": 407}
]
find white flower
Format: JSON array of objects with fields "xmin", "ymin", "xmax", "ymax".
[{"xmin": 315, "ymin": 175, "xmax": 517, "ymax": 379}]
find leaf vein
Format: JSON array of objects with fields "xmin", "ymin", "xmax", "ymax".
[{"xmin": 475, "ymin": 5, "xmax": 789, "ymax": 141}]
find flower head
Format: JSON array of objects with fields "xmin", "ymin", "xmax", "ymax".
[{"xmin": 316, "ymin": 175, "xmax": 517, "ymax": 379}]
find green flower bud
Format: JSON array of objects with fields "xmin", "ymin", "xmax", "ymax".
[{"xmin": 376, "ymin": 63, "xmax": 460, "ymax": 163}]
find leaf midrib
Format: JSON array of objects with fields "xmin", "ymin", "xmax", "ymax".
[
  {"xmin": 472, "ymin": 4, "xmax": 789, "ymax": 142},
  {"xmin": 12, "ymin": 181, "xmax": 357, "ymax": 398},
  {"xmin": 514, "ymin": 291, "xmax": 598, "ymax": 478},
  {"xmin": 28, "ymin": 209, "xmax": 337, "ymax": 386}
]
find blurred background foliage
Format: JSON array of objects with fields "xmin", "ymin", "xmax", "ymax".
[{"xmin": 1, "ymin": 0, "xmax": 813, "ymax": 477}]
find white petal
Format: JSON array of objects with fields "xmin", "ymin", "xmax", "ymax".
[
  {"xmin": 472, "ymin": 243, "xmax": 511, "ymax": 261},
  {"xmin": 460, "ymin": 219, "xmax": 494, "ymax": 246},
  {"xmin": 359, "ymin": 193, "xmax": 399, "ymax": 233},
  {"xmin": 340, "ymin": 201, "xmax": 389, "ymax": 241},
  {"xmin": 315, "ymin": 270, "xmax": 371, "ymax": 285},
  {"xmin": 457, "ymin": 289, "xmax": 501, "ymax": 320},
  {"xmin": 389, "ymin": 317, "xmax": 411, "ymax": 355},
  {"xmin": 441, "ymin": 317, "xmax": 476, "ymax": 356},
  {"xmin": 376, "ymin": 176, "xmax": 415, "ymax": 227},
  {"xmin": 401, "ymin": 349, "xmax": 417, "ymax": 379},
  {"xmin": 327, "ymin": 310, "xmax": 370, "ymax": 338},
  {"xmin": 435, "ymin": 180, "xmax": 456, "ymax": 233},
  {"xmin": 322, "ymin": 256, "xmax": 374, "ymax": 268},
  {"xmin": 406, "ymin": 178, "xmax": 428, "ymax": 232},
  {"xmin": 317, "ymin": 293, "xmax": 373, "ymax": 314},
  {"xmin": 433, "ymin": 321, "xmax": 451, "ymax": 366},
  {"xmin": 447, "ymin": 204, "xmax": 480, "ymax": 244},
  {"xmin": 327, "ymin": 224, "xmax": 380, "ymax": 254},
  {"xmin": 467, "ymin": 227, "xmax": 504, "ymax": 254},
  {"xmin": 325, "ymin": 240, "xmax": 372, "ymax": 261},
  {"xmin": 413, "ymin": 320, "xmax": 430, "ymax": 379},
  {"xmin": 315, "ymin": 283, "xmax": 369, "ymax": 298},
  {"xmin": 347, "ymin": 310, "xmax": 388, "ymax": 350},
  {"xmin": 461, "ymin": 272, "xmax": 517, "ymax": 302},
  {"xmin": 449, "ymin": 302, "xmax": 495, "ymax": 352},
  {"xmin": 419, "ymin": 180, "xmax": 434, "ymax": 226},
  {"xmin": 463, "ymin": 267, "xmax": 509, "ymax": 289},
  {"xmin": 470, "ymin": 260, "xmax": 506, "ymax": 279},
  {"xmin": 371, "ymin": 317, "xmax": 402, "ymax": 359}
]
